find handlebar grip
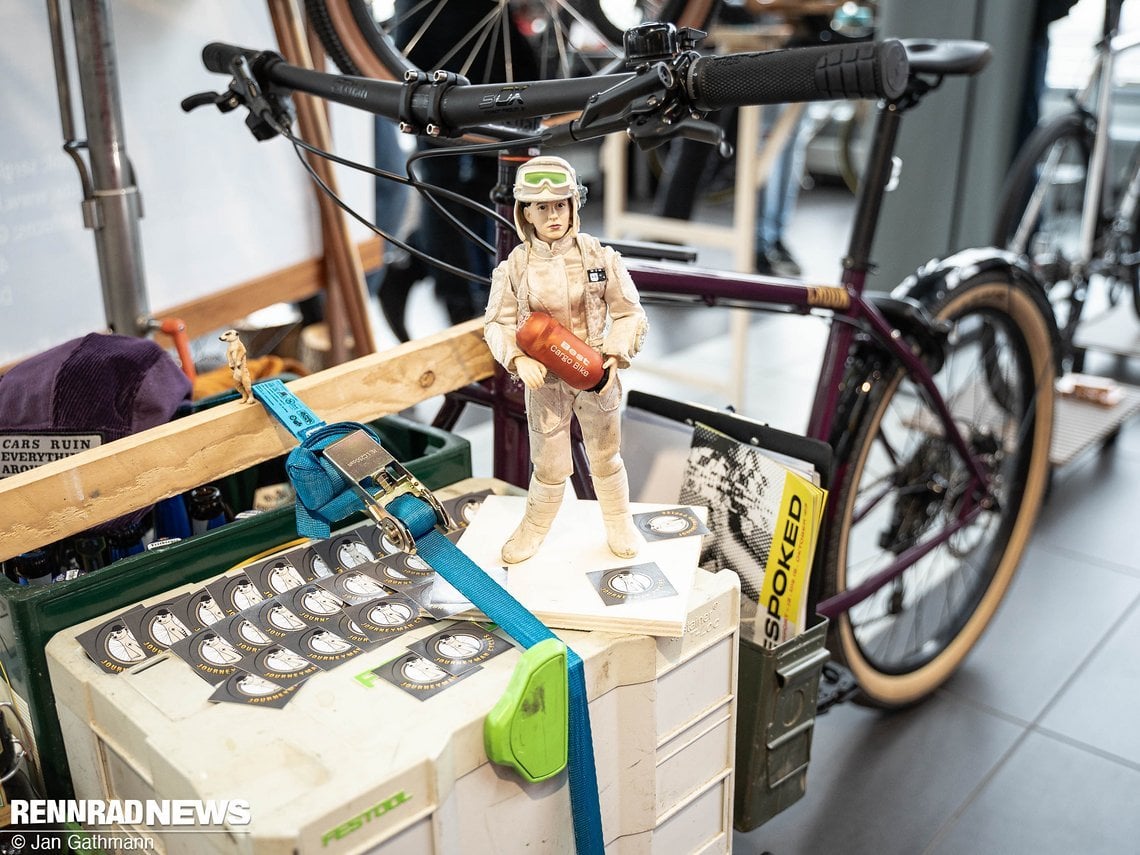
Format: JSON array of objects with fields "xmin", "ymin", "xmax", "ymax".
[
  {"xmin": 202, "ymin": 42, "xmax": 263, "ymax": 74},
  {"xmin": 686, "ymin": 39, "xmax": 909, "ymax": 111}
]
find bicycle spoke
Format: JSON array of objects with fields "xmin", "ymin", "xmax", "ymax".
[
  {"xmin": 550, "ymin": 0, "xmax": 609, "ymax": 43},
  {"xmin": 850, "ymin": 480, "xmax": 895, "ymax": 525},
  {"xmin": 551, "ymin": 5, "xmax": 574, "ymax": 79},
  {"xmin": 854, "ymin": 519, "xmax": 989, "ymax": 670},
  {"xmin": 437, "ymin": 7, "xmax": 501, "ymax": 78},
  {"xmin": 391, "ymin": 0, "xmax": 455, "ymax": 61},
  {"xmin": 475, "ymin": 7, "xmax": 504, "ymax": 83},
  {"xmin": 498, "ymin": 2, "xmax": 513, "ymax": 83}
]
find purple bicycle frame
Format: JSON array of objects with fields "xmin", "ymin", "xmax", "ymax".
[
  {"xmin": 626, "ymin": 260, "xmax": 989, "ymax": 620},
  {"xmin": 437, "ymin": 100, "xmax": 994, "ymax": 620},
  {"xmin": 448, "ymin": 255, "xmax": 992, "ymax": 622}
]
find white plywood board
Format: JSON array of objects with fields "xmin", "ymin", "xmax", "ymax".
[{"xmin": 455, "ymin": 496, "xmax": 706, "ymax": 637}]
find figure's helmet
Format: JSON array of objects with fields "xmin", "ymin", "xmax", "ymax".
[{"xmin": 512, "ymin": 155, "xmax": 586, "ymax": 242}]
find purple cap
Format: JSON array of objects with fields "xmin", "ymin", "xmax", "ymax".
[{"xmin": 0, "ymin": 333, "xmax": 192, "ymax": 533}]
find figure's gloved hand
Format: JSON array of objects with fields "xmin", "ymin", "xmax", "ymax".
[
  {"xmin": 598, "ymin": 357, "xmax": 619, "ymax": 394},
  {"xmin": 514, "ymin": 355, "xmax": 549, "ymax": 390}
]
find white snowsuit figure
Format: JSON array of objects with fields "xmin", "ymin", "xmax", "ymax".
[{"xmin": 484, "ymin": 156, "xmax": 649, "ymax": 563}]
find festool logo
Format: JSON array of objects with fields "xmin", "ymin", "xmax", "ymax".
[{"xmin": 322, "ymin": 790, "xmax": 411, "ymax": 846}]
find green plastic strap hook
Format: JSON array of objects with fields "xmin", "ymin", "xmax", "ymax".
[{"xmin": 484, "ymin": 638, "xmax": 569, "ymax": 783}]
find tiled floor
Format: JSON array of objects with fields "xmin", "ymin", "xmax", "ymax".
[
  {"xmin": 734, "ymin": 420, "xmax": 1140, "ymax": 855},
  {"xmin": 646, "ymin": 188, "xmax": 1140, "ymax": 855},
  {"xmin": 670, "ymin": 190, "xmax": 1140, "ymax": 855},
  {"xmin": 393, "ymin": 176, "xmax": 1140, "ymax": 854},
  {"xmin": 731, "ymin": 191, "xmax": 1140, "ymax": 855}
]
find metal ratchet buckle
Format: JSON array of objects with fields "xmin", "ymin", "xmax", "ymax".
[{"xmin": 320, "ymin": 429, "xmax": 455, "ymax": 555}]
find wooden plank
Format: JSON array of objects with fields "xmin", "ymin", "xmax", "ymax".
[
  {"xmin": 0, "ymin": 320, "xmax": 493, "ymax": 562},
  {"xmin": 154, "ymin": 257, "xmax": 322, "ymax": 340}
]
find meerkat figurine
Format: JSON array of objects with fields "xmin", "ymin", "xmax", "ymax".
[{"xmin": 219, "ymin": 329, "xmax": 254, "ymax": 404}]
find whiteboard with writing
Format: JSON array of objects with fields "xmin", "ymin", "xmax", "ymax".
[{"xmin": 0, "ymin": 2, "xmax": 373, "ymax": 365}]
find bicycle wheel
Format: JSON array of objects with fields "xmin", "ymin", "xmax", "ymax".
[
  {"xmin": 992, "ymin": 112, "xmax": 1094, "ymax": 340},
  {"xmin": 1116, "ymin": 149, "xmax": 1140, "ymax": 321},
  {"xmin": 306, "ymin": 0, "xmax": 717, "ymax": 83},
  {"xmin": 823, "ymin": 273, "xmax": 1056, "ymax": 707}
]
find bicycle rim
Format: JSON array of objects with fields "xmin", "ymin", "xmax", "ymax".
[
  {"xmin": 306, "ymin": 0, "xmax": 714, "ymax": 82},
  {"xmin": 1133, "ymin": 207, "xmax": 1140, "ymax": 320},
  {"xmin": 825, "ymin": 276, "xmax": 1055, "ymax": 707},
  {"xmin": 993, "ymin": 114, "xmax": 1093, "ymax": 340},
  {"xmin": 1125, "ymin": 158, "xmax": 1140, "ymax": 321}
]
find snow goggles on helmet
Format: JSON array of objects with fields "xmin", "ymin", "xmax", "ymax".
[{"xmin": 518, "ymin": 168, "xmax": 575, "ymax": 194}]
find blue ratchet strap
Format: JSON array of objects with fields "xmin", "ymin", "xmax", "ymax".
[
  {"xmin": 251, "ymin": 380, "xmax": 605, "ymax": 855},
  {"xmin": 388, "ymin": 494, "xmax": 604, "ymax": 855},
  {"xmin": 252, "ymin": 381, "xmax": 381, "ymax": 539}
]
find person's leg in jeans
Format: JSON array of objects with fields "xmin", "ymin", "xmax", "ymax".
[
  {"xmin": 419, "ymin": 152, "xmax": 496, "ymax": 327},
  {"xmin": 754, "ymin": 104, "xmax": 808, "ymax": 277},
  {"xmin": 373, "ymin": 118, "xmax": 409, "ymax": 245},
  {"xmin": 371, "ymin": 118, "xmax": 423, "ymax": 341}
]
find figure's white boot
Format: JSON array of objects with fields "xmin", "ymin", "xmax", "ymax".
[
  {"xmin": 592, "ymin": 467, "xmax": 643, "ymax": 559},
  {"xmin": 502, "ymin": 477, "xmax": 565, "ymax": 564}
]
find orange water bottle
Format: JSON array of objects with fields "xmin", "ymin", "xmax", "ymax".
[{"xmin": 516, "ymin": 311, "xmax": 608, "ymax": 391}]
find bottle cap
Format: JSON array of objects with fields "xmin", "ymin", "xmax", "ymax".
[{"xmin": 13, "ymin": 549, "xmax": 53, "ymax": 585}]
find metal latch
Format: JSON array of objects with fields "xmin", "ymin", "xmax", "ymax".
[{"xmin": 320, "ymin": 429, "xmax": 455, "ymax": 555}]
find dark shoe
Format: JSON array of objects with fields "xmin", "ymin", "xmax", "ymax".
[
  {"xmin": 755, "ymin": 241, "xmax": 802, "ymax": 278},
  {"xmin": 377, "ymin": 250, "xmax": 426, "ymax": 342}
]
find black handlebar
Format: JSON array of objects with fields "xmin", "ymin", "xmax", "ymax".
[
  {"xmin": 687, "ymin": 40, "xmax": 909, "ymax": 111},
  {"xmin": 197, "ymin": 36, "xmax": 910, "ymax": 145}
]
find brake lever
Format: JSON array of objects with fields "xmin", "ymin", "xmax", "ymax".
[
  {"xmin": 578, "ymin": 62, "xmax": 674, "ymax": 129},
  {"xmin": 671, "ymin": 117, "xmax": 733, "ymax": 158},
  {"xmin": 180, "ymin": 90, "xmax": 240, "ymax": 114},
  {"xmin": 183, "ymin": 54, "xmax": 294, "ymax": 142},
  {"xmin": 626, "ymin": 114, "xmax": 732, "ymax": 157}
]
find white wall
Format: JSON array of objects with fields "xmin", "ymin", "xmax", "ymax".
[{"xmin": 0, "ymin": 1, "xmax": 373, "ymax": 364}]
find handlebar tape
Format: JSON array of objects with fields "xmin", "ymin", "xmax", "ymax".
[
  {"xmin": 686, "ymin": 39, "xmax": 909, "ymax": 111},
  {"xmin": 202, "ymin": 42, "xmax": 266, "ymax": 74}
]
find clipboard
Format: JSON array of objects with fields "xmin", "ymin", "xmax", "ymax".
[{"xmin": 622, "ymin": 390, "xmax": 833, "ymax": 614}]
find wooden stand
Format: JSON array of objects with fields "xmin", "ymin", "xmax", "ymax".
[
  {"xmin": 601, "ymin": 25, "xmax": 803, "ymax": 408},
  {"xmin": 267, "ymin": 0, "xmax": 376, "ymax": 362},
  {"xmin": 0, "ymin": 321, "xmax": 493, "ymax": 563}
]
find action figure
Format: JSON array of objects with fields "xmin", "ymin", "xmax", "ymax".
[
  {"xmin": 484, "ymin": 156, "xmax": 649, "ymax": 564},
  {"xmin": 219, "ymin": 329, "xmax": 254, "ymax": 404}
]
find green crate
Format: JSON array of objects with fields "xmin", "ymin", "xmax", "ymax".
[
  {"xmin": 733, "ymin": 615, "xmax": 830, "ymax": 832},
  {"xmin": 0, "ymin": 415, "xmax": 469, "ymax": 799}
]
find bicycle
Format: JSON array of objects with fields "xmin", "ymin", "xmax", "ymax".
[
  {"xmin": 993, "ymin": 0, "xmax": 1140, "ymax": 369},
  {"xmin": 305, "ymin": 0, "xmax": 721, "ymax": 82},
  {"xmin": 189, "ymin": 26, "xmax": 1058, "ymax": 709}
]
